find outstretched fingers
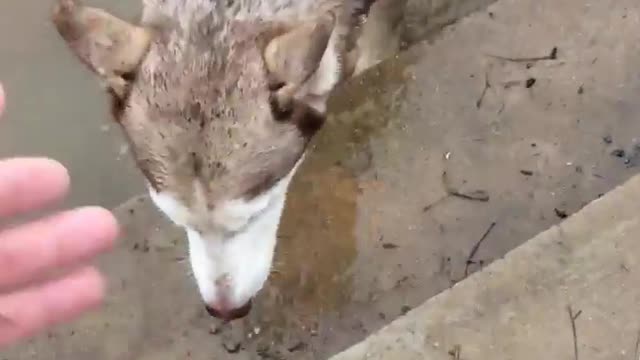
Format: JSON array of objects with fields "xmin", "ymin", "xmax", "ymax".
[
  {"xmin": 0, "ymin": 267, "xmax": 105, "ymax": 347},
  {"xmin": 0, "ymin": 206, "xmax": 118, "ymax": 290}
]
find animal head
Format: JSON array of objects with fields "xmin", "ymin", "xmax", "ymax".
[{"xmin": 52, "ymin": 0, "xmax": 362, "ymax": 320}]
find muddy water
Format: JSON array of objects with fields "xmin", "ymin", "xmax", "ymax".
[
  {"xmin": 0, "ymin": 0, "xmax": 144, "ymax": 212},
  {"xmin": 5, "ymin": 1, "xmax": 640, "ymax": 360}
]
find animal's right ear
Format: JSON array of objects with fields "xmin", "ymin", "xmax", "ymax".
[{"xmin": 51, "ymin": 0, "xmax": 152, "ymax": 98}]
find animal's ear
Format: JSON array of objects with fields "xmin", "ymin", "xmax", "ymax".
[
  {"xmin": 263, "ymin": 12, "xmax": 344, "ymax": 112},
  {"xmin": 51, "ymin": 0, "xmax": 152, "ymax": 97},
  {"xmin": 264, "ymin": 13, "xmax": 335, "ymax": 86}
]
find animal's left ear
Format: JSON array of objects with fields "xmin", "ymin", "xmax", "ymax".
[
  {"xmin": 51, "ymin": 0, "xmax": 153, "ymax": 98},
  {"xmin": 263, "ymin": 11, "xmax": 346, "ymax": 112}
]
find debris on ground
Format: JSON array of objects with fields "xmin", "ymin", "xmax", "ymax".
[
  {"xmin": 554, "ymin": 208, "xmax": 569, "ymax": 219},
  {"xmin": 488, "ymin": 46, "xmax": 558, "ymax": 62},
  {"xmin": 223, "ymin": 341, "xmax": 241, "ymax": 354},
  {"xmin": 567, "ymin": 306, "xmax": 582, "ymax": 360},
  {"xmin": 476, "ymin": 70, "xmax": 491, "ymax": 108},
  {"xmin": 448, "ymin": 345, "xmax": 462, "ymax": 360},
  {"xmin": 525, "ymin": 77, "xmax": 537, "ymax": 88},
  {"xmin": 287, "ymin": 341, "xmax": 307, "ymax": 353},
  {"xmin": 443, "ymin": 171, "xmax": 490, "ymax": 202},
  {"xmin": 611, "ymin": 148, "xmax": 626, "ymax": 158},
  {"xmin": 209, "ymin": 324, "xmax": 221, "ymax": 335},
  {"xmin": 464, "ymin": 222, "xmax": 497, "ymax": 277}
]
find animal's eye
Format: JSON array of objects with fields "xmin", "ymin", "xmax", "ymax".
[
  {"xmin": 107, "ymin": 70, "xmax": 138, "ymax": 120},
  {"xmin": 267, "ymin": 81, "xmax": 286, "ymax": 92},
  {"xmin": 296, "ymin": 105, "xmax": 325, "ymax": 138},
  {"xmin": 108, "ymin": 88, "xmax": 126, "ymax": 119},
  {"xmin": 120, "ymin": 71, "xmax": 137, "ymax": 82},
  {"xmin": 268, "ymin": 93, "xmax": 293, "ymax": 121}
]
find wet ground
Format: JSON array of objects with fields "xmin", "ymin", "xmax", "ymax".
[{"xmin": 4, "ymin": 0, "xmax": 640, "ymax": 359}]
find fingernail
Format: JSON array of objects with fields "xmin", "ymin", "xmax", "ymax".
[{"xmin": 66, "ymin": 206, "xmax": 120, "ymax": 249}]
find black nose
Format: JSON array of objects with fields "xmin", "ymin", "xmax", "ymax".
[{"xmin": 205, "ymin": 300, "xmax": 252, "ymax": 321}]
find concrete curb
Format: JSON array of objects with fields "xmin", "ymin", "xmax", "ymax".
[{"xmin": 331, "ymin": 173, "xmax": 640, "ymax": 359}]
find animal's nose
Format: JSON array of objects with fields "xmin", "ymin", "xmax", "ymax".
[{"xmin": 205, "ymin": 299, "xmax": 253, "ymax": 321}]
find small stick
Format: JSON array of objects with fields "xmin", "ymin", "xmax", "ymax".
[
  {"xmin": 633, "ymin": 329, "xmax": 640, "ymax": 360},
  {"xmin": 448, "ymin": 344, "xmax": 462, "ymax": 359},
  {"xmin": 423, "ymin": 156, "xmax": 490, "ymax": 214},
  {"xmin": 422, "ymin": 173, "xmax": 489, "ymax": 214},
  {"xmin": 422, "ymin": 195, "xmax": 448, "ymax": 213},
  {"xmin": 487, "ymin": 46, "xmax": 558, "ymax": 63},
  {"xmin": 442, "ymin": 171, "xmax": 490, "ymax": 202},
  {"xmin": 567, "ymin": 306, "xmax": 581, "ymax": 360},
  {"xmin": 476, "ymin": 70, "xmax": 491, "ymax": 109},
  {"xmin": 450, "ymin": 189, "xmax": 490, "ymax": 202},
  {"xmin": 464, "ymin": 221, "xmax": 497, "ymax": 277}
]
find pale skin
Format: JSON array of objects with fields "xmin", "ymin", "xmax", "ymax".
[{"xmin": 0, "ymin": 83, "xmax": 119, "ymax": 348}]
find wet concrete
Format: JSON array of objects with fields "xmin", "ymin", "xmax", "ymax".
[{"xmin": 4, "ymin": 0, "xmax": 640, "ymax": 359}]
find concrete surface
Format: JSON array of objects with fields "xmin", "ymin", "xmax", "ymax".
[
  {"xmin": 4, "ymin": 0, "xmax": 640, "ymax": 358},
  {"xmin": 330, "ymin": 166, "xmax": 640, "ymax": 360},
  {"xmin": 331, "ymin": 0, "xmax": 640, "ymax": 357}
]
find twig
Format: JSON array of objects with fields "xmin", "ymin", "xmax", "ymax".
[
  {"xmin": 423, "ymin": 160, "xmax": 490, "ymax": 214},
  {"xmin": 567, "ymin": 306, "xmax": 581, "ymax": 360},
  {"xmin": 442, "ymin": 171, "xmax": 490, "ymax": 202},
  {"xmin": 476, "ymin": 70, "xmax": 491, "ymax": 109},
  {"xmin": 487, "ymin": 46, "xmax": 558, "ymax": 63},
  {"xmin": 450, "ymin": 189, "xmax": 490, "ymax": 202},
  {"xmin": 464, "ymin": 221, "xmax": 497, "ymax": 277},
  {"xmin": 422, "ymin": 195, "xmax": 448, "ymax": 213},
  {"xmin": 448, "ymin": 344, "xmax": 462, "ymax": 359},
  {"xmin": 633, "ymin": 329, "xmax": 640, "ymax": 360}
]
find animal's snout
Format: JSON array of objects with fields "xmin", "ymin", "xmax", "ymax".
[{"xmin": 205, "ymin": 299, "xmax": 252, "ymax": 321}]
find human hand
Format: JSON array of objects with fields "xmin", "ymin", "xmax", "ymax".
[{"xmin": 0, "ymin": 83, "xmax": 119, "ymax": 348}]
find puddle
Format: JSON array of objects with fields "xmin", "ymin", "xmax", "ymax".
[{"xmin": 239, "ymin": 59, "xmax": 414, "ymax": 358}]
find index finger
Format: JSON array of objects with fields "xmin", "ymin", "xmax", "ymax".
[
  {"xmin": 0, "ymin": 267, "xmax": 105, "ymax": 347},
  {"xmin": 0, "ymin": 158, "xmax": 70, "ymax": 218}
]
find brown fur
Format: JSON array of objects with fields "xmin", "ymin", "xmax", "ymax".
[{"xmin": 51, "ymin": 0, "xmax": 404, "ymax": 211}]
